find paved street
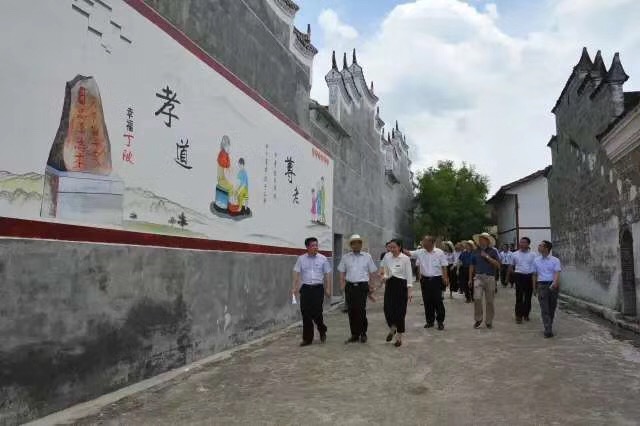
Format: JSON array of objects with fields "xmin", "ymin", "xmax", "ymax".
[{"xmin": 73, "ymin": 287, "xmax": 640, "ymax": 426}]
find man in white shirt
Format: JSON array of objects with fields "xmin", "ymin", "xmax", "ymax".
[
  {"xmin": 499, "ymin": 245, "xmax": 512, "ymax": 288},
  {"xmin": 510, "ymin": 237, "xmax": 537, "ymax": 323},
  {"xmin": 405, "ymin": 235, "xmax": 449, "ymax": 330},
  {"xmin": 533, "ymin": 240, "xmax": 562, "ymax": 338},
  {"xmin": 292, "ymin": 237, "xmax": 332, "ymax": 346},
  {"xmin": 338, "ymin": 234, "xmax": 379, "ymax": 344}
]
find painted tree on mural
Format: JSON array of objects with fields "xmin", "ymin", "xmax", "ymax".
[
  {"xmin": 168, "ymin": 216, "xmax": 177, "ymax": 227},
  {"xmin": 177, "ymin": 212, "xmax": 188, "ymax": 229},
  {"xmin": 414, "ymin": 160, "xmax": 490, "ymax": 243}
]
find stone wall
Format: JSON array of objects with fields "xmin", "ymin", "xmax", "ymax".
[{"xmin": 548, "ymin": 49, "xmax": 640, "ymax": 314}]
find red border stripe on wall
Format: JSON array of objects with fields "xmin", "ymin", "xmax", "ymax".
[{"xmin": 0, "ymin": 217, "xmax": 331, "ymax": 256}]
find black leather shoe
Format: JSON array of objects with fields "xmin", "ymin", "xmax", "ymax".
[
  {"xmin": 424, "ymin": 323, "xmax": 434, "ymax": 329},
  {"xmin": 345, "ymin": 336, "xmax": 359, "ymax": 344},
  {"xmin": 474, "ymin": 321, "xmax": 482, "ymax": 329},
  {"xmin": 544, "ymin": 331, "xmax": 554, "ymax": 338},
  {"xmin": 360, "ymin": 334, "xmax": 367, "ymax": 343},
  {"xmin": 300, "ymin": 341, "xmax": 312, "ymax": 347},
  {"xmin": 437, "ymin": 323, "xmax": 444, "ymax": 331},
  {"xmin": 486, "ymin": 323, "xmax": 493, "ymax": 329},
  {"xmin": 320, "ymin": 332, "xmax": 327, "ymax": 343}
]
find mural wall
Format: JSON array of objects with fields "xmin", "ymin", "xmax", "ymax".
[{"xmin": 0, "ymin": 0, "xmax": 333, "ymax": 250}]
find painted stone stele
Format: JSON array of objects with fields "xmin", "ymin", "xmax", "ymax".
[
  {"xmin": 46, "ymin": 74, "xmax": 112, "ymax": 175},
  {"xmin": 41, "ymin": 75, "xmax": 123, "ymax": 225}
]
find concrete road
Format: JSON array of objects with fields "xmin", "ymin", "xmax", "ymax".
[{"xmin": 73, "ymin": 287, "xmax": 640, "ymax": 426}]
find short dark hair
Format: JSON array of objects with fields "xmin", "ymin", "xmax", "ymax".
[
  {"xmin": 389, "ymin": 238, "xmax": 404, "ymax": 250},
  {"xmin": 521, "ymin": 237, "xmax": 531, "ymax": 244},
  {"xmin": 238, "ymin": 158, "xmax": 245, "ymax": 166},
  {"xmin": 541, "ymin": 240, "xmax": 553, "ymax": 250},
  {"xmin": 304, "ymin": 237, "xmax": 318, "ymax": 247}
]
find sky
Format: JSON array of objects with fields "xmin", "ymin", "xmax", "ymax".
[{"xmin": 293, "ymin": 0, "xmax": 640, "ymax": 194}]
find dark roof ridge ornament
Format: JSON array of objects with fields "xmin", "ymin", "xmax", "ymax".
[
  {"xmin": 370, "ymin": 81, "xmax": 374, "ymax": 93},
  {"xmin": 607, "ymin": 52, "xmax": 629, "ymax": 83},
  {"xmin": 574, "ymin": 46, "xmax": 592, "ymax": 71},
  {"xmin": 307, "ymin": 24, "xmax": 311, "ymax": 37},
  {"xmin": 353, "ymin": 48, "xmax": 358, "ymax": 65},
  {"xmin": 331, "ymin": 51, "xmax": 337, "ymax": 70},
  {"xmin": 591, "ymin": 50, "xmax": 607, "ymax": 77},
  {"xmin": 395, "ymin": 120, "xmax": 399, "ymax": 131},
  {"xmin": 343, "ymin": 52, "xmax": 348, "ymax": 69}
]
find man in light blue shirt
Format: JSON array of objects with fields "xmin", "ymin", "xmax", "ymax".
[
  {"xmin": 533, "ymin": 240, "xmax": 562, "ymax": 338},
  {"xmin": 292, "ymin": 237, "xmax": 332, "ymax": 346}
]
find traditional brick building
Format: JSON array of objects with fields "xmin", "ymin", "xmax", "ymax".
[{"xmin": 547, "ymin": 47, "xmax": 640, "ymax": 317}]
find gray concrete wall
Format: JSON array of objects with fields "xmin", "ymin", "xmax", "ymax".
[{"xmin": 0, "ymin": 239, "xmax": 299, "ymax": 424}]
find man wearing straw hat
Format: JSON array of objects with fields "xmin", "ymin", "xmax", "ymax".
[
  {"xmin": 338, "ymin": 234, "xmax": 379, "ymax": 343},
  {"xmin": 469, "ymin": 232, "xmax": 501, "ymax": 329}
]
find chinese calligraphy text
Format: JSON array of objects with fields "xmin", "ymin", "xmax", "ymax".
[
  {"xmin": 175, "ymin": 138, "xmax": 192, "ymax": 169},
  {"xmin": 155, "ymin": 86, "xmax": 180, "ymax": 127},
  {"xmin": 122, "ymin": 106, "xmax": 135, "ymax": 164}
]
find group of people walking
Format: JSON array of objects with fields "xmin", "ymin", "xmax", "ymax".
[{"xmin": 291, "ymin": 232, "xmax": 562, "ymax": 348}]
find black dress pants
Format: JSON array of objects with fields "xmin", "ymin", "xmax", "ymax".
[
  {"xmin": 500, "ymin": 265, "xmax": 509, "ymax": 286},
  {"xmin": 345, "ymin": 282, "xmax": 369, "ymax": 337},
  {"xmin": 420, "ymin": 276, "xmax": 445, "ymax": 325},
  {"xmin": 459, "ymin": 266, "xmax": 472, "ymax": 301},
  {"xmin": 515, "ymin": 273, "xmax": 534, "ymax": 319},
  {"xmin": 300, "ymin": 284, "xmax": 326, "ymax": 343}
]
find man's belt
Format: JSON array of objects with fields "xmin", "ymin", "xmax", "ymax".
[
  {"xmin": 537, "ymin": 281, "xmax": 553, "ymax": 285},
  {"xmin": 347, "ymin": 281, "xmax": 368, "ymax": 286},
  {"xmin": 421, "ymin": 276, "xmax": 442, "ymax": 280}
]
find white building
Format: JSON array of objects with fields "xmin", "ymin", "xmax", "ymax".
[{"xmin": 487, "ymin": 167, "xmax": 552, "ymax": 248}]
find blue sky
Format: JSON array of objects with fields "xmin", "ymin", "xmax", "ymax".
[
  {"xmin": 296, "ymin": 0, "xmax": 546, "ymax": 40},
  {"xmin": 293, "ymin": 0, "xmax": 640, "ymax": 193}
]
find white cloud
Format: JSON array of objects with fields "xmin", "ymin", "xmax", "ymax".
[
  {"xmin": 311, "ymin": 0, "xmax": 640, "ymax": 192},
  {"xmin": 317, "ymin": 9, "xmax": 358, "ymax": 40},
  {"xmin": 484, "ymin": 3, "xmax": 498, "ymax": 20}
]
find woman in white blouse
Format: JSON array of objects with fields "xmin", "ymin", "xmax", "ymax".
[{"xmin": 381, "ymin": 239, "xmax": 413, "ymax": 347}]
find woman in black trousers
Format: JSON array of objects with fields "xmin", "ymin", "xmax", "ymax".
[{"xmin": 381, "ymin": 239, "xmax": 414, "ymax": 347}]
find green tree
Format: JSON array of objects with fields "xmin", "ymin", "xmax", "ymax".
[{"xmin": 414, "ymin": 160, "xmax": 490, "ymax": 243}]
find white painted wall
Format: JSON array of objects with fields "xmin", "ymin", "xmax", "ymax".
[
  {"xmin": 0, "ymin": 0, "xmax": 334, "ymax": 250},
  {"xmin": 495, "ymin": 194, "xmax": 516, "ymax": 246},
  {"xmin": 514, "ymin": 176, "xmax": 551, "ymax": 247}
]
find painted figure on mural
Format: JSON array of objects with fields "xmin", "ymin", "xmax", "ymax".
[
  {"xmin": 311, "ymin": 188, "xmax": 318, "ymax": 222},
  {"xmin": 314, "ymin": 176, "xmax": 326, "ymax": 224},
  {"xmin": 211, "ymin": 135, "xmax": 251, "ymax": 219},
  {"xmin": 319, "ymin": 177, "xmax": 326, "ymax": 223},
  {"xmin": 233, "ymin": 158, "xmax": 250, "ymax": 215},
  {"xmin": 217, "ymin": 135, "xmax": 233, "ymax": 193}
]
